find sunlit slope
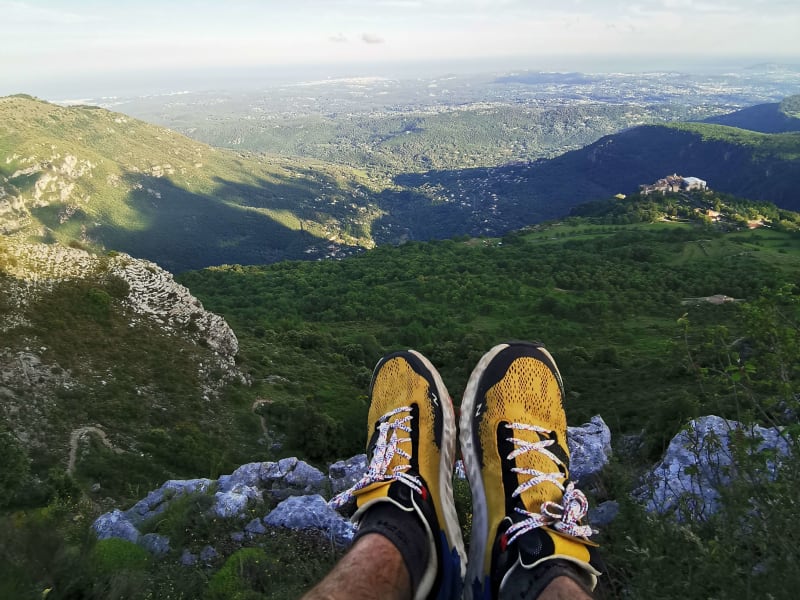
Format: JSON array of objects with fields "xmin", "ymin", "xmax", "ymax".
[{"xmin": 0, "ymin": 95, "xmax": 383, "ymax": 272}]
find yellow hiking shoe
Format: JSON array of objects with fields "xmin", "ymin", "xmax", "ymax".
[
  {"xmin": 460, "ymin": 342, "xmax": 601, "ymax": 599},
  {"xmin": 331, "ymin": 350, "xmax": 466, "ymax": 599}
]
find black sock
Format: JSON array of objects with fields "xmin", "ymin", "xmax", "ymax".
[
  {"xmin": 503, "ymin": 559, "xmax": 594, "ymax": 599},
  {"xmin": 353, "ymin": 503, "xmax": 431, "ymax": 594}
]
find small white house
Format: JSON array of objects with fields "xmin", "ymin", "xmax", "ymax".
[{"xmin": 683, "ymin": 177, "xmax": 708, "ymax": 191}]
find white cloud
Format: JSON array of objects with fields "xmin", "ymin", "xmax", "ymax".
[{"xmin": 361, "ymin": 33, "xmax": 385, "ymax": 44}]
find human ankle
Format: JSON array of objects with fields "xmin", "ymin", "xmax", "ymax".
[{"xmin": 353, "ymin": 503, "xmax": 431, "ymax": 595}]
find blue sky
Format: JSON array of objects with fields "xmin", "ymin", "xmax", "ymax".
[{"xmin": 2, "ymin": 0, "xmax": 799, "ymax": 97}]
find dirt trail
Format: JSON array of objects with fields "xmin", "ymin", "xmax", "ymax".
[
  {"xmin": 67, "ymin": 426, "xmax": 121, "ymax": 474},
  {"xmin": 251, "ymin": 398, "xmax": 272, "ymax": 435}
]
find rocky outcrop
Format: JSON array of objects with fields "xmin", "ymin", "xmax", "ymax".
[
  {"xmin": 109, "ymin": 254, "xmax": 239, "ymax": 365},
  {"xmin": 1, "ymin": 242, "xmax": 240, "ymax": 381},
  {"xmin": 264, "ymin": 495, "xmax": 356, "ymax": 545},
  {"xmin": 92, "ymin": 457, "xmax": 353, "ymax": 556},
  {"xmin": 567, "ymin": 415, "xmax": 612, "ymax": 486},
  {"xmin": 328, "ymin": 454, "xmax": 368, "ymax": 495},
  {"xmin": 637, "ymin": 415, "xmax": 791, "ymax": 520},
  {"xmin": 92, "ymin": 414, "xmax": 614, "ymax": 558},
  {"xmin": 1, "ymin": 152, "xmax": 95, "ymax": 234},
  {"xmin": 0, "ymin": 241, "xmax": 244, "ymax": 454}
]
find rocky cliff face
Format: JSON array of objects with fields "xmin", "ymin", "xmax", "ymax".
[
  {"xmin": 0, "ymin": 152, "xmax": 97, "ymax": 235},
  {"xmin": 0, "ymin": 239, "xmax": 244, "ymax": 459}
]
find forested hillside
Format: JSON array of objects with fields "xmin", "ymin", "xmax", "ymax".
[
  {"xmin": 133, "ymin": 101, "xmax": 673, "ymax": 174},
  {"xmin": 178, "ymin": 192, "xmax": 800, "ymax": 461}
]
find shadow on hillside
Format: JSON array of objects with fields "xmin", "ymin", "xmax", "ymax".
[
  {"xmin": 81, "ymin": 172, "xmax": 361, "ymax": 273},
  {"xmin": 388, "ymin": 125, "xmax": 800, "ymax": 228},
  {"xmin": 210, "ymin": 164, "xmax": 370, "ymax": 223}
]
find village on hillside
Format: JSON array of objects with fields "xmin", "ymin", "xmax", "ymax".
[
  {"xmin": 629, "ymin": 174, "xmax": 772, "ymax": 230},
  {"xmin": 640, "ymin": 174, "xmax": 708, "ymax": 195}
]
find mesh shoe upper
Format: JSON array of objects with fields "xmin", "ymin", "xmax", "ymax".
[
  {"xmin": 460, "ymin": 342, "xmax": 601, "ymax": 600},
  {"xmin": 331, "ymin": 350, "xmax": 465, "ymax": 600}
]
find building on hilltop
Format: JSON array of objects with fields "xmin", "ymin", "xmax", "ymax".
[
  {"xmin": 682, "ymin": 176, "xmax": 708, "ymax": 191},
  {"xmin": 640, "ymin": 174, "xmax": 708, "ymax": 195}
]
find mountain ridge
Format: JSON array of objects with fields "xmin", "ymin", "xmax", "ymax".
[{"xmin": 702, "ymin": 94, "xmax": 800, "ymax": 133}]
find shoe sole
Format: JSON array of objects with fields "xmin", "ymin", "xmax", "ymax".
[
  {"xmin": 459, "ymin": 342, "xmax": 561, "ymax": 600},
  {"xmin": 408, "ymin": 349, "xmax": 467, "ymax": 581}
]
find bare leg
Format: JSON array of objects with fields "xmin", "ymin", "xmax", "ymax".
[
  {"xmin": 302, "ymin": 533, "xmax": 411, "ymax": 600},
  {"xmin": 538, "ymin": 576, "xmax": 594, "ymax": 600}
]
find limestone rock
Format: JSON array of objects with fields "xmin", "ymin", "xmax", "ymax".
[
  {"xmin": 92, "ymin": 509, "xmax": 140, "ymax": 543},
  {"xmin": 637, "ymin": 415, "xmax": 791, "ymax": 520},
  {"xmin": 245, "ymin": 517, "xmax": 267, "ymax": 535},
  {"xmin": 125, "ymin": 478, "xmax": 213, "ymax": 526},
  {"xmin": 139, "ymin": 533, "xmax": 170, "ymax": 556},
  {"xmin": 264, "ymin": 494, "xmax": 356, "ymax": 546},
  {"xmin": 200, "ymin": 545, "xmax": 218, "ymax": 563},
  {"xmin": 567, "ymin": 415, "xmax": 612, "ymax": 486},
  {"xmin": 213, "ymin": 484, "xmax": 263, "ymax": 518},
  {"xmin": 218, "ymin": 462, "xmax": 262, "ymax": 492},
  {"xmin": 588, "ymin": 500, "xmax": 620, "ymax": 528},
  {"xmin": 0, "ymin": 241, "xmax": 246, "ymax": 451},
  {"xmin": 329, "ymin": 454, "xmax": 368, "ymax": 494},
  {"xmin": 261, "ymin": 458, "xmax": 328, "ymax": 501}
]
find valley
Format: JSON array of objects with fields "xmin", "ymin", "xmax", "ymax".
[{"xmin": 108, "ymin": 66, "xmax": 800, "ymax": 174}]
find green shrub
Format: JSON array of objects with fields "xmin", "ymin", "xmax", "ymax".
[
  {"xmin": 206, "ymin": 547, "xmax": 272, "ymax": 600},
  {"xmin": 88, "ymin": 538, "xmax": 150, "ymax": 577},
  {"xmin": 139, "ymin": 488, "xmax": 234, "ymax": 553}
]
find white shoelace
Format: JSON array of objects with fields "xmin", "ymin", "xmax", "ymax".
[
  {"xmin": 504, "ymin": 422, "xmax": 594, "ymax": 543},
  {"xmin": 330, "ymin": 406, "xmax": 422, "ymax": 509}
]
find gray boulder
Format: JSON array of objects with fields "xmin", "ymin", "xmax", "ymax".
[
  {"xmin": 261, "ymin": 458, "xmax": 327, "ymax": 501},
  {"xmin": 286, "ymin": 460, "xmax": 328, "ymax": 491},
  {"xmin": 92, "ymin": 509, "xmax": 140, "ymax": 543},
  {"xmin": 139, "ymin": 533, "xmax": 170, "ymax": 556},
  {"xmin": 245, "ymin": 517, "xmax": 267, "ymax": 535},
  {"xmin": 213, "ymin": 483, "xmax": 263, "ymax": 518},
  {"xmin": 124, "ymin": 478, "xmax": 213, "ymax": 526},
  {"xmin": 588, "ymin": 500, "xmax": 620, "ymax": 528},
  {"xmin": 637, "ymin": 415, "xmax": 791, "ymax": 520},
  {"xmin": 329, "ymin": 454, "xmax": 368, "ymax": 494},
  {"xmin": 265, "ymin": 494, "xmax": 357, "ymax": 546},
  {"xmin": 567, "ymin": 415, "xmax": 612, "ymax": 486},
  {"xmin": 200, "ymin": 545, "xmax": 218, "ymax": 563},
  {"xmin": 217, "ymin": 462, "xmax": 262, "ymax": 492}
]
